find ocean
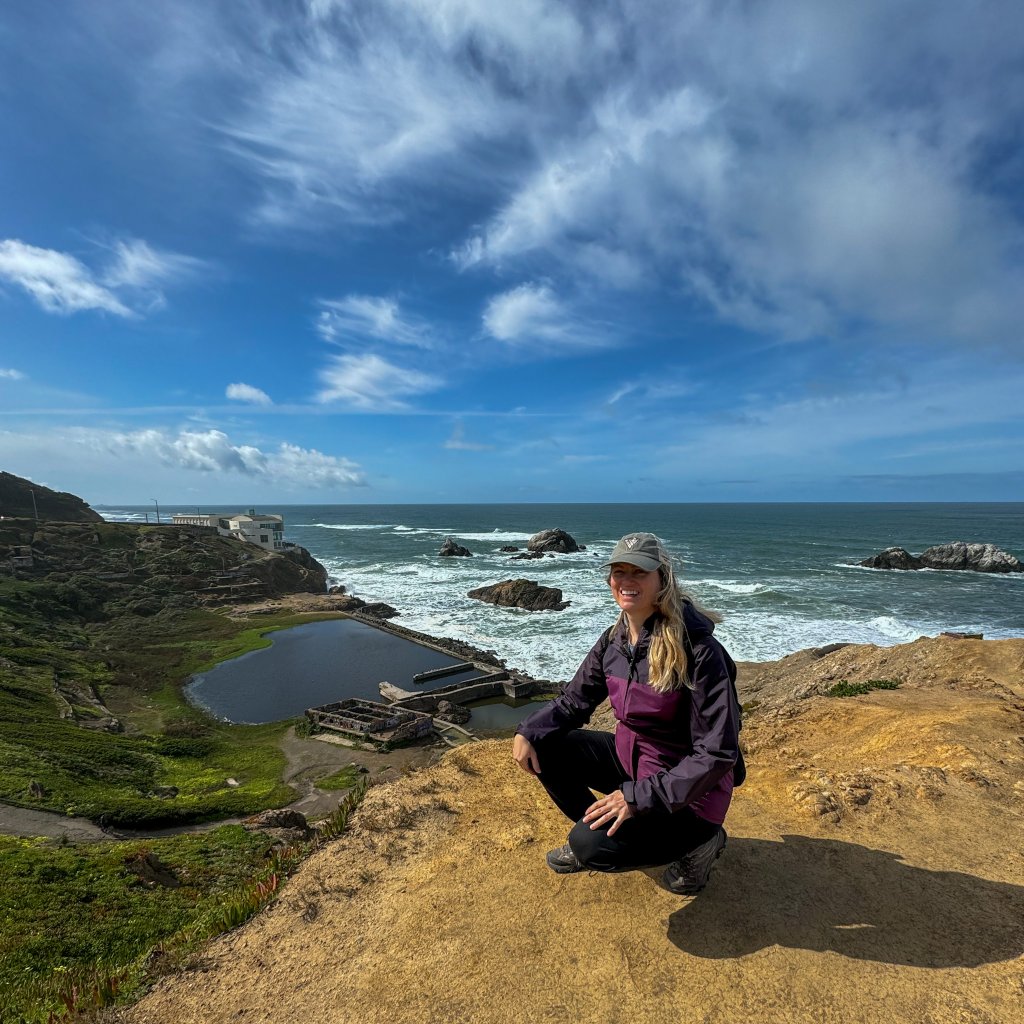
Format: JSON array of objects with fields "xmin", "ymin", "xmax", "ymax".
[{"xmin": 96, "ymin": 503, "xmax": 1024, "ymax": 684}]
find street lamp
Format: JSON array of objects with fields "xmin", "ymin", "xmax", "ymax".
[{"xmin": 151, "ymin": 498, "xmax": 161, "ymax": 524}]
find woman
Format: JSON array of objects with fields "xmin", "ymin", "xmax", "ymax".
[{"xmin": 512, "ymin": 532, "xmax": 744, "ymax": 894}]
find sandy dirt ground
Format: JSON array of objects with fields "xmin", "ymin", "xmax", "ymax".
[{"xmin": 122, "ymin": 637, "xmax": 1024, "ymax": 1024}]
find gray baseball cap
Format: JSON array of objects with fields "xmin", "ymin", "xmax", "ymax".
[{"xmin": 602, "ymin": 532, "xmax": 667, "ymax": 572}]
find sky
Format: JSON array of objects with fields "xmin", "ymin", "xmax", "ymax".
[{"xmin": 1, "ymin": 0, "xmax": 1022, "ymax": 506}]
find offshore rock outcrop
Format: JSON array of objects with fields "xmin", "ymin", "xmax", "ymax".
[
  {"xmin": 467, "ymin": 578, "xmax": 570, "ymax": 611},
  {"xmin": 527, "ymin": 528, "xmax": 581, "ymax": 554},
  {"xmin": 438, "ymin": 537, "xmax": 473, "ymax": 557},
  {"xmin": 860, "ymin": 541, "xmax": 1022, "ymax": 573}
]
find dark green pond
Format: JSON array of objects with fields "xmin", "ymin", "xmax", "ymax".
[{"xmin": 186, "ymin": 618, "xmax": 543, "ymax": 731}]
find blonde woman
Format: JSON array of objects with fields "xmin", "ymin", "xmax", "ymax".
[{"xmin": 512, "ymin": 532, "xmax": 745, "ymax": 893}]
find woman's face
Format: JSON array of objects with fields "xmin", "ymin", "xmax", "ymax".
[{"xmin": 608, "ymin": 562, "xmax": 660, "ymax": 620}]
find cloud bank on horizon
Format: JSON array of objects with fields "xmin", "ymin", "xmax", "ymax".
[{"xmin": 0, "ymin": 0, "xmax": 1021, "ymax": 503}]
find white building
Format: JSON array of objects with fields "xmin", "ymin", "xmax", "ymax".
[{"xmin": 171, "ymin": 509, "xmax": 287, "ymax": 551}]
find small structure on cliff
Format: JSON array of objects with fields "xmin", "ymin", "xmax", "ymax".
[{"xmin": 171, "ymin": 510, "xmax": 287, "ymax": 552}]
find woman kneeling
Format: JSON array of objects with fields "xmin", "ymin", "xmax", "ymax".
[{"xmin": 512, "ymin": 532, "xmax": 744, "ymax": 894}]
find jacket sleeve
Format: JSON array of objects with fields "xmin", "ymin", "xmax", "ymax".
[
  {"xmin": 620, "ymin": 639, "xmax": 740, "ymax": 815},
  {"xmin": 514, "ymin": 635, "xmax": 609, "ymax": 745}
]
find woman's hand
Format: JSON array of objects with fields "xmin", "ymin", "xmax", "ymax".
[
  {"xmin": 583, "ymin": 790, "xmax": 634, "ymax": 836},
  {"xmin": 512, "ymin": 734, "xmax": 541, "ymax": 775}
]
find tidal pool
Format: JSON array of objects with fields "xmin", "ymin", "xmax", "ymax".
[{"xmin": 187, "ymin": 619, "xmax": 484, "ymax": 724}]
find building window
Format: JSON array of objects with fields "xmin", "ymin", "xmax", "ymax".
[{"xmin": 260, "ymin": 534, "xmax": 268, "ymax": 543}]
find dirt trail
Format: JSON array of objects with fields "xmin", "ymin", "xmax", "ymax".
[{"xmin": 124, "ymin": 637, "xmax": 1024, "ymax": 1024}]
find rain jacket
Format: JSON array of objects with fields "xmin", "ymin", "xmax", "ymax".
[{"xmin": 516, "ymin": 601, "xmax": 744, "ymax": 823}]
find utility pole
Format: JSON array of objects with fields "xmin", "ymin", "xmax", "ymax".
[
  {"xmin": 151, "ymin": 498, "xmax": 161, "ymax": 524},
  {"xmin": 29, "ymin": 490, "xmax": 38, "ymax": 521}
]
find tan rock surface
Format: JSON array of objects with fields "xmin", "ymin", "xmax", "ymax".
[{"xmin": 125, "ymin": 638, "xmax": 1024, "ymax": 1024}]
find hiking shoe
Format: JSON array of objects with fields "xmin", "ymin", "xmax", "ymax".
[
  {"xmin": 662, "ymin": 827, "xmax": 727, "ymax": 895},
  {"xmin": 546, "ymin": 842, "xmax": 583, "ymax": 874}
]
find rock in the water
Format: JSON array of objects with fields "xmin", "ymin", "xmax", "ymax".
[
  {"xmin": 467, "ymin": 578, "xmax": 570, "ymax": 612},
  {"xmin": 860, "ymin": 542, "xmax": 1022, "ymax": 573},
  {"xmin": 919, "ymin": 542, "xmax": 1022, "ymax": 573},
  {"xmin": 439, "ymin": 537, "xmax": 473, "ymax": 557},
  {"xmin": 860, "ymin": 547, "xmax": 923, "ymax": 570},
  {"xmin": 360, "ymin": 601, "xmax": 400, "ymax": 619},
  {"xmin": 511, "ymin": 551, "xmax": 544, "ymax": 560},
  {"xmin": 527, "ymin": 528, "xmax": 581, "ymax": 554}
]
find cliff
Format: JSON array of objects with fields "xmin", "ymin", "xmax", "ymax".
[
  {"xmin": 0, "ymin": 470, "xmax": 103, "ymax": 522},
  {"xmin": 0, "ymin": 518, "xmax": 327, "ymax": 615},
  {"xmin": 125, "ymin": 635, "xmax": 1024, "ymax": 1024}
]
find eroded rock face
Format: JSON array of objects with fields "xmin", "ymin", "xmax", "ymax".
[
  {"xmin": 526, "ymin": 529, "xmax": 580, "ymax": 554},
  {"xmin": 918, "ymin": 542, "xmax": 1022, "ymax": 573},
  {"xmin": 860, "ymin": 542, "xmax": 1022, "ymax": 573},
  {"xmin": 860, "ymin": 547, "xmax": 923, "ymax": 570},
  {"xmin": 439, "ymin": 537, "xmax": 473, "ymax": 557},
  {"xmin": 467, "ymin": 578, "xmax": 570, "ymax": 611}
]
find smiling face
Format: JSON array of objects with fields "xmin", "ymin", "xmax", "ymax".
[{"xmin": 608, "ymin": 562, "xmax": 661, "ymax": 621}]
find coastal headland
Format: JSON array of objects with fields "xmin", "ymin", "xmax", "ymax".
[{"xmin": 123, "ymin": 633, "xmax": 1024, "ymax": 1024}]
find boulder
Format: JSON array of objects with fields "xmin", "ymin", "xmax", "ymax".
[
  {"xmin": 918, "ymin": 542, "xmax": 1023, "ymax": 573},
  {"xmin": 527, "ymin": 529, "xmax": 581, "ymax": 554},
  {"xmin": 439, "ymin": 537, "xmax": 473, "ymax": 557},
  {"xmin": 511, "ymin": 551, "xmax": 544, "ymax": 560},
  {"xmin": 467, "ymin": 578, "xmax": 570, "ymax": 612},
  {"xmin": 360, "ymin": 601, "xmax": 400, "ymax": 619},
  {"xmin": 859, "ymin": 547, "xmax": 923, "ymax": 570},
  {"xmin": 243, "ymin": 808, "xmax": 313, "ymax": 839}
]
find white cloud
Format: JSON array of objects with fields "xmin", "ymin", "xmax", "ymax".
[
  {"xmin": 70, "ymin": 426, "xmax": 364, "ymax": 487},
  {"xmin": 0, "ymin": 237, "xmax": 207, "ymax": 317},
  {"xmin": 0, "ymin": 368, "xmax": 26, "ymax": 380},
  {"xmin": 0, "ymin": 240, "xmax": 131, "ymax": 316},
  {"xmin": 316, "ymin": 295, "xmax": 433, "ymax": 348},
  {"xmin": 315, "ymin": 352, "xmax": 441, "ymax": 410},
  {"xmin": 482, "ymin": 283, "xmax": 576, "ymax": 345},
  {"xmin": 226, "ymin": 382, "xmax": 273, "ymax": 405},
  {"xmin": 102, "ymin": 238, "xmax": 208, "ymax": 294}
]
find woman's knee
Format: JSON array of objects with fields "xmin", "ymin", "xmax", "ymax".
[{"xmin": 568, "ymin": 818, "xmax": 615, "ymax": 869}]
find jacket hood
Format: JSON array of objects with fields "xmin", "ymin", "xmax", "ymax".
[{"xmin": 681, "ymin": 599, "xmax": 717, "ymax": 640}]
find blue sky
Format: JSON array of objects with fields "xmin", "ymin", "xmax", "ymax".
[{"xmin": 1, "ymin": 0, "xmax": 1022, "ymax": 505}]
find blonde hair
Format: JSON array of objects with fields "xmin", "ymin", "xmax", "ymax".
[{"xmin": 609, "ymin": 541, "xmax": 722, "ymax": 694}]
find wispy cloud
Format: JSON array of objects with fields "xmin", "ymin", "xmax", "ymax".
[
  {"xmin": 0, "ymin": 237, "xmax": 208, "ymax": 317},
  {"xmin": 226, "ymin": 382, "xmax": 273, "ymax": 406},
  {"xmin": 0, "ymin": 368, "xmax": 26, "ymax": 380},
  {"xmin": 444, "ymin": 420, "xmax": 492, "ymax": 451},
  {"xmin": 316, "ymin": 352, "xmax": 441, "ymax": 410},
  {"xmin": 317, "ymin": 295, "xmax": 434, "ymax": 348},
  {"xmin": 482, "ymin": 282, "xmax": 605, "ymax": 350},
  {"xmin": 0, "ymin": 240, "xmax": 132, "ymax": 316}
]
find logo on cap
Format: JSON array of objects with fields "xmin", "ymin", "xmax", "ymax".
[{"xmin": 624, "ymin": 535, "xmax": 640, "ymax": 549}]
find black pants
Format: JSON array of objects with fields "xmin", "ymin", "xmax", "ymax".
[{"xmin": 534, "ymin": 729, "xmax": 720, "ymax": 872}]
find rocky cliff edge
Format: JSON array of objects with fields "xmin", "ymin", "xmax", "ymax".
[{"xmin": 125, "ymin": 635, "xmax": 1024, "ymax": 1024}]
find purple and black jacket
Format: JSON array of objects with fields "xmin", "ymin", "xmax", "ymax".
[{"xmin": 516, "ymin": 601, "xmax": 745, "ymax": 824}]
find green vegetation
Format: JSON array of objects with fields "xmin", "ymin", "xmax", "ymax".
[
  {"xmin": 0, "ymin": 574, "xmax": 345, "ymax": 826},
  {"xmin": 315, "ymin": 764, "xmax": 362, "ymax": 791},
  {"xmin": 825, "ymin": 678, "xmax": 902, "ymax": 698},
  {"xmin": 0, "ymin": 778, "xmax": 369, "ymax": 1023},
  {"xmin": 0, "ymin": 516, "xmax": 357, "ymax": 1019}
]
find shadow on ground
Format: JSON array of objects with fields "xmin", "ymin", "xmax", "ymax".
[{"xmin": 666, "ymin": 834, "xmax": 1024, "ymax": 968}]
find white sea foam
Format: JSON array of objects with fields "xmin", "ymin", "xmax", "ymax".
[
  {"xmin": 305, "ymin": 523, "xmax": 395, "ymax": 530},
  {"xmin": 691, "ymin": 579, "xmax": 771, "ymax": 596}
]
